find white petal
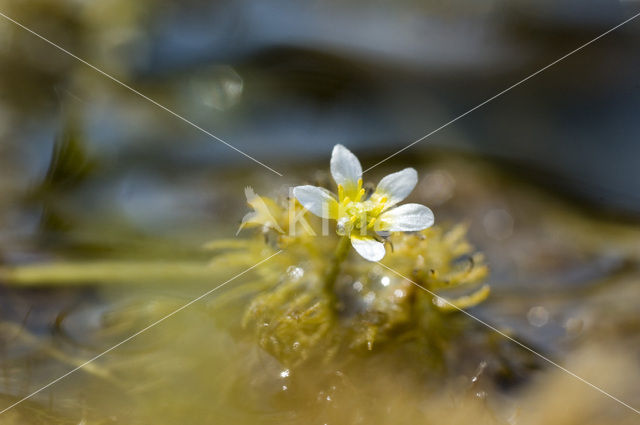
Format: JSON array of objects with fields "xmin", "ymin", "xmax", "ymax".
[
  {"xmin": 350, "ymin": 235, "xmax": 386, "ymax": 261},
  {"xmin": 378, "ymin": 204, "xmax": 434, "ymax": 232},
  {"xmin": 374, "ymin": 168, "xmax": 417, "ymax": 207},
  {"xmin": 330, "ymin": 144, "xmax": 362, "ymax": 195},
  {"xmin": 293, "ymin": 185, "xmax": 338, "ymax": 218},
  {"xmin": 236, "ymin": 211, "xmax": 258, "ymax": 235}
]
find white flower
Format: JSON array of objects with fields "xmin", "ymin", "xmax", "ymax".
[{"xmin": 293, "ymin": 144, "xmax": 434, "ymax": 261}]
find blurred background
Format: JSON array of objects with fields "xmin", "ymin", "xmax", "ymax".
[
  {"xmin": 1, "ymin": 0, "xmax": 640, "ymax": 423},
  {"xmin": 2, "ymin": 0, "xmax": 640, "ymax": 215}
]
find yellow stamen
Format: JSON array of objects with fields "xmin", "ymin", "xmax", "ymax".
[{"xmin": 371, "ymin": 196, "xmax": 388, "ymax": 216}]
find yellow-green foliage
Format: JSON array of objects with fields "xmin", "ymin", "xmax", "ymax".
[{"xmin": 222, "ymin": 191, "xmax": 490, "ymax": 367}]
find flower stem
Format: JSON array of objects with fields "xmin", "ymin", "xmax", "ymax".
[{"xmin": 324, "ymin": 236, "xmax": 351, "ymax": 300}]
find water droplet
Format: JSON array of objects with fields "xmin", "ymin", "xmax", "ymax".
[
  {"xmin": 282, "ymin": 385, "xmax": 288, "ymax": 391},
  {"xmin": 189, "ymin": 65, "xmax": 243, "ymax": 111},
  {"xmin": 292, "ymin": 341, "xmax": 301, "ymax": 350},
  {"xmin": 287, "ymin": 266, "xmax": 304, "ymax": 281},
  {"xmin": 364, "ymin": 292, "xmax": 376, "ymax": 304},
  {"xmin": 336, "ymin": 217, "xmax": 352, "ymax": 235},
  {"xmin": 352, "ymin": 281, "xmax": 363, "ymax": 292},
  {"xmin": 527, "ymin": 306, "xmax": 549, "ymax": 327},
  {"xmin": 432, "ymin": 297, "xmax": 447, "ymax": 308},
  {"xmin": 564, "ymin": 317, "xmax": 584, "ymax": 336},
  {"xmin": 380, "ymin": 276, "xmax": 391, "ymax": 287},
  {"xmin": 393, "ymin": 289, "xmax": 405, "ymax": 298}
]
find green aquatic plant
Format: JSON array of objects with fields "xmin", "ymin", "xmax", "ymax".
[
  {"xmin": 231, "ymin": 145, "xmax": 490, "ymax": 366},
  {"xmin": 234, "ymin": 223, "xmax": 489, "ymax": 367}
]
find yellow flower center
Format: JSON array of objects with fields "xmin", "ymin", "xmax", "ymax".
[{"xmin": 336, "ymin": 179, "xmax": 389, "ymax": 236}]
